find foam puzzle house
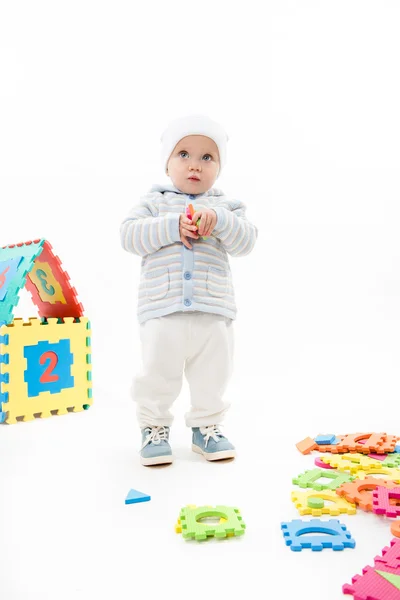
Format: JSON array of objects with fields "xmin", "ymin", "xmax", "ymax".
[{"xmin": 0, "ymin": 239, "xmax": 92, "ymax": 424}]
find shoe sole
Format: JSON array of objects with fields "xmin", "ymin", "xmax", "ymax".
[
  {"xmin": 192, "ymin": 444, "xmax": 236, "ymax": 461},
  {"xmin": 141, "ymin": 454, "xmax": 174, "ymax": 466}
]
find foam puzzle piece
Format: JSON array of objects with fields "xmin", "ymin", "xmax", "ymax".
[
  {"xmin": 353, "ymin": 466, "xmax": 400, "ymax": 482},
  {"xmin": 292, "ymin": 468, "xmax": 354, "ymax": 491},
  {"xmin": 321, "ymin": 454, "xmax": 400, "ymax": 479},
  {"xmin": 178, "ymin": 505, "xmax": 245, "ymax": 541},
  {"xmin": 314, "ymin": 457, "xmax": 335, "ymax": 469},
  {"xmin": 307, "ymin": 497, "xmax": 324, "ymax": 509},
  {"xmin": 175, "ymin": 506, "xmax": 233, "ymax": 536},
  {"xmin": 291, "ymin": 489, "xmax": 356, "ymax": 516},
  {"xmin": 296, "ymin": 434, "xmax": 343, "ymax": 454},
  {"xmin": 383, "ymin": 454, "xmax": 400, "ymax": 468},
  {"xmin": 24, "ymin": 339, "xmax": 74, "ymax": 396},
  {"xmin": 125, "ymin": 489, "xmax": 151, "ymax": 504},
  {"xmin": 339, "ymin": 433, "xmax": 398, "ymax": 455},
  {"xmin": 319, "ymin": 453, "xmax": 385, "ymax": 473},
  {"xmin": 296, "ymin": 437, "xmax": 318, "ymax": 454},
  {"xmin": 336, "ymin": 477, "xmax": 398, "ymax": 512},
  {"xmin": 373, "ymin": 487, "xmax": 400, "ymax": 518},
  {"xmin": 175, "ymin": 504, "xmax": 197, "ymax": 533},
  {"xmin": 314, "ymin": 434, "xmax": 336, "ymax": 445},
  {"xmin": 25, "ymin": 240, "xmax": 84, "ymax": 318},
  {"xmin": 343, "ymin": 565, "xmax": 400, "ymax": 599},
  {"xmin": 0, "ymin": 240, "xmax": 44, "ymax": 324},
  {"xmin": 376, "ymin": 570, "xmax": 400, "ymax": 590},
  {"xmin": 0, "ymin": 257, "xmax": 23, "ymax": 302},
  {"xmin": 281, "ymin": 518, "xmax": 355, "ymax": 552},
  {"xmin": 391, "ymin": 521, "xmax": 400, "ymax": 538},
  {"xmin": 395, "ymin": 445, "xmax": 400, "ymax": 454},
  {"xmin": 369, "ymin": 453, "xmax": 388, "ymax": 461},
  {"xmin": 0, "ymin": 317, "xmax": 92, "ymax": 423},
  {"xmin": 317, "ymin": 433, "xmax": 399, "ymax": 455},
  {"xmin": 315, "ymin": 439, "xmax": 346, "ymax": 453},
  {"xmin": 374, "ymin": 539, "xmax": 400, "ymax": 570}
]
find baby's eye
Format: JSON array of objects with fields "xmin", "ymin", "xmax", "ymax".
[
  {"xmin": 179, "ymin": 151, "xmax": 189, "ymax": 158},
  {"xmin": 202, "ymin": 154, "xmax": 212, "ymax": 161}
]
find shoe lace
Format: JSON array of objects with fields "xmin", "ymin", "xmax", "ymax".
[
  {"xmin": 200, "ymin": 425, "xmax": 223, "ymax": 448},
  {"xmin": 141, "ymin": 426, "xmax": 169, "ymax": 450}
]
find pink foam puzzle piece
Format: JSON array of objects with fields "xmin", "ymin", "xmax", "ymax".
[
  {"xmin": 343, "ymin": 565, "xmax": 400, "ymax": 599},
  {"xmin": 374, "ymin": 539, "xmax": 400, "ymax": 570},
  {"xmin": 376, "ymin": 571, "xmax": 400, "ymax": 590},
  {"xmin": 373, "ymin": 487, "xmax": 400, "ymax": 518},
  {"xmin": 314, "ymin": 457, "xmax": 335, "ymax": 470},
  {"xmin": 376, "ymin": 564, "xmax": 400, "ymax": 576},
  {"xmin": 369, "ymin": 453, "xmax": 388, "ymax": 461}
]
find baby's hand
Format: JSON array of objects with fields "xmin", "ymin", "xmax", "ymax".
[
  {"xmin": 179, "ymin": 214, "xmax": 199, "ymax": 250},
  {"xmin": 191, "ymin": 209, "xmax": 217, "ymax": 237}
]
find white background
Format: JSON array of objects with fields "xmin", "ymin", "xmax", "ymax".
[{"xmin": 1, "ymin": 1, "xmax": 400, "ymax": 598}]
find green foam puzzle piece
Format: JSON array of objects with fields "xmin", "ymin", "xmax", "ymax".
[
  {"xmin": 382, "ymin": 454, "xmax": 400, "ymax": 468},
  {"xmin": 293, "ymin": 468, "xmax": 354, "ymax": 491},
  {"xmin": 0, "ymin": 240, "xmax": 45, "ymax": 324},
  {"xmin": 307, "ymin": 497, "xmax": 324, "ymax": 509},
  {"xmin": 179, "ymin": 505, "xmax": 246, "ymax": 541},
  {"xmin": 376, "ymin": 570, "xmax": 400, "ymax": 590}
]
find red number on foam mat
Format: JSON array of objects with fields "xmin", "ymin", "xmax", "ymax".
[
  {"xmin": 0, "ymin": 266, "xmax": 10, "ymax": 289},
  {"xmin": 39, "ymin": 351, "xmax": 59, "ymax": 383}
]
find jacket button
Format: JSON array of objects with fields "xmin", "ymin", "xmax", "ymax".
[
  {"xmin": 184, "ymin": 272, "xmax": 192, "ymax": 280},
  {"xmin": 184, "ymin": 299, "xmax": 192, "ymax": 307}
]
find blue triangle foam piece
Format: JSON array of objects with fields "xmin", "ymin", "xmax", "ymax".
[{"xmin": 125, "ymin": 488, "xmax": 151, "ymax": 505}]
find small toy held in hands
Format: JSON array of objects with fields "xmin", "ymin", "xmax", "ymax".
[{"xmin": 186, "ymin": 203, "xmax": 207, "ymax": 240}]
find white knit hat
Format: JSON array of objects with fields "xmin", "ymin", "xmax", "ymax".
[{"xmin": 160, "ymin": 114, "xmax": 228, "ymax": 175}]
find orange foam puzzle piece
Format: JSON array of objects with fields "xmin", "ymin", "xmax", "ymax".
[
  {"xmin": 296, "ymin": 437, "xmax": 318, "ymax": 455},
  {"xmin": 336, "ymin": 477, "xmax": 397, "ymax": 512}
]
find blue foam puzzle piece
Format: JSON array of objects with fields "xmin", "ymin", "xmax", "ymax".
[
  {"xmin": 125, "ymin": 489, "xmax": 151, "ymax": 505},
  {"xmin": 0, "ymin": 241, "xmax": 45, "ymax": 324},
  {"xmin": 0, "ymin": 257, "xmax": 23, "ymax": 301},
  {"xmin": 394, "ymin": 445, "xmax": 400, "ymax": 453},
  {"xmin": 280, "ymin": 519, "xmax": 356, "ymax": 552},
  {"xmin": 316, "ymin": 436, "xmax": 340, "ymax": 445},
  {"xmin": 24, "ymin": 339, "xmax": 74, "ymax": 397},
  {"xmin": 0, "ymin": 323, "xmax": 10, "ymax": 415},
  {"xmin": 314, "ymin": 434, "xmax": 336, "ymax": 445}
]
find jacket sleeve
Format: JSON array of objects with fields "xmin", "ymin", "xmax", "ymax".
[
  {"xmin": 120, "ymin": 195, "xmax": 181, "ymax": 257},
  {"xmin": 212, "ymin": 199, "xmax": 258, "ymax": 257}
]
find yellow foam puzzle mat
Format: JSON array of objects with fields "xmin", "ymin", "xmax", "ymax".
[
  {"xmin": 0, "ymin": 317, "xmax": 92, "ymax": 423},
  {"xmin": 0, "ymin": 239, "xmax": 92, "ymax": 424}
]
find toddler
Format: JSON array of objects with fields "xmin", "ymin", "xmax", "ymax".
[{"xmin": 120, "ymin": 115, "xmax": 257, "ymax": 466}]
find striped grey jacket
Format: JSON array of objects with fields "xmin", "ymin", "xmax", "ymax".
[{"xmin": 120, "ymin": 183, "xmax": 258, "ymax": 324}]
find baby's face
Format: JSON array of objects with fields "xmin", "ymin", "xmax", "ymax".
[{"xmin": 167, "ymin": 135, "xmax": 220, "ymax": 195}]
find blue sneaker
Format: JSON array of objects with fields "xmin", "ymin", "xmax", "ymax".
[
  {"xmin": 192, "ymin": 425, "xmax": 236, "ymax": 461},
  {"xmin": 140, "ymin": 426, "xmax": 173, "ymax": 466}
]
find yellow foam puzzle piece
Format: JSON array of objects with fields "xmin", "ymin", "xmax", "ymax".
[
  {"xmin": 0, "ymin": 317, "xmax": 92, "ymax": 423},
  {"xmin": 349, "ymin": 467, "xmax": 400, "ymax": 482},
  {"xmin": 320, "ymin": 453, "xmax": 387, "ymax": 473},
  {"xmin": 29, "ymin": 261, "xmax": 67, "ymax": 304},
  {"xmin": 291, "ymin": 489, "xmax": 357, "ymax": 516}
]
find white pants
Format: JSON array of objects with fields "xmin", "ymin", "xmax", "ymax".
[{"xmin": 132, "ymin": 312, "xmax": 234, "ymax": 428}]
